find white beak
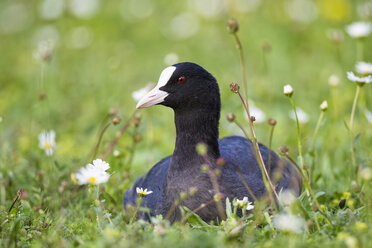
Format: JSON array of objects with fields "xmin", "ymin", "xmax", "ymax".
[{"xmin": 136, "ymin": 66, "xmax": 176, "ymax": 109}]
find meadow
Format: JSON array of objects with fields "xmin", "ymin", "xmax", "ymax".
[{"xmin": 0, "ymin": 0, "xmax": 372, "ymax": 247}]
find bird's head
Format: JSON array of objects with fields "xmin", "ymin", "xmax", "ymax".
[{"xmin": 136, "ymin": 62, "xmax": 220, "ymax": 112}]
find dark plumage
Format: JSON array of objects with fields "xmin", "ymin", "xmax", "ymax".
[{"xmin": 124, "ymin": 62, "xmax": 302, "ymax": 223}]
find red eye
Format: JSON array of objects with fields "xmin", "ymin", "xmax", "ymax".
[{"xmin": 177, "ymin": 76, "xmax": 186, "ymax": 84}]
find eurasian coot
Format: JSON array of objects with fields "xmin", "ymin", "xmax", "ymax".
[{"xmin": 124, "ymin": 62, "xmax": 302, "ymax": 223}]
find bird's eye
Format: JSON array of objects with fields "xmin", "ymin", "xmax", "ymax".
[{"xmin": 177, "ymin": 76, "xmax": 186, "ymax": 84}]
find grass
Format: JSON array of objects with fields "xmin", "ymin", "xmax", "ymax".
[{"xmin": 1, "ymin": 0, "xmax": 372, "ymax": 247}]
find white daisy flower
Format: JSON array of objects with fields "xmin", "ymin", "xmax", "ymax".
[
  {"xmin": 320, "ymin": 100, "xmax": 328, "ymax": 111},
  {"xmin": 355, "ymin": 62, "xmax": 372, "ymax": 75},
  {"xmin": 289, "ymin": 107, "xmax": 309, "ymax": 123},
  {"xmin": 236, "ymin": 196, "xmax": 254, "ymax": 210},
  {"xmin": 38, "ymin": 130, "xmax": 56, "ymax": 156},
  {"xmin": 347, "ymin": 71, "xmax": 372, "ymax": 84},
  {"xmin": 273, "ymin": 214, "xmax": 305, "ymax": 233},
  {"xmin": 132, "ymin": 83, "xmax": 155, "ymax": 102},
  {"xmin": 346, "ymin": 22, "xmax": 372, "ymax": 39},
  {"xmin": 136, "ymin": 187, "xmax": 153, "ymax": 197},
  {"xmin": 33, "ymin": 40, "xmax": 54, "ymax": 63},
  {"xmin": 328, "ymin": 74, "xmax": 340, "ymax": 87},
  {"xmin": 87, "ymin": 158, "xmax": 110, "ymax": 172},
  {"xmin": 283, "ymin": 84, "xmax": 294, "ymax": 96},
  {"xmin": 75, "ymin": 165, "xmax": 110, "ymax": 185}
]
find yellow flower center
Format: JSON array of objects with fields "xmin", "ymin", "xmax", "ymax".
[
  {"xmin": 89, "ymin": 177, "xmax": 96, "ymax": 185},
  {"xmin": 44, "ymin": 142, "xmax": 52, "ymax": 149}
]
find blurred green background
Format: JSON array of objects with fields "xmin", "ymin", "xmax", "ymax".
[{"xmin": 1, "ymin": 0, "xmax": 372, "ymax": 246}]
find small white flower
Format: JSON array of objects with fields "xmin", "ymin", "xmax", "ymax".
[
  {"xmin": 87, "ymin": 158, "xmax": 110, "ymax": 172},
  {"xmin": 365, "ymin": 109, "xmax": 372, "ymax": 124},
  {"xmin": 347, "ymin": 71, "xmax": 372, "ymax": 84},
  {"xmin": 283, "ymin": 84, "xmax": 293, "ymax": 96},
  {"xmin": 273, "ymin": 214, "xmax": 305, "ymax": 233},
  {"xmin": 289, "ymin": 107, "xmax": 309, "ymax": 123},
  {"xmin": 328, "ymin": 74, "xmax": 340, "ymax": 87},
  {"xmin": 33, "ymin": 40, "xmax": 54, "ymax": 63},
  {"xmin": 346, "ymin": 22, "xmax": 372, "ymax": 39},
  {"xmin": 136, "ymin": 187, "xmax": 153, "ymax": 197},
  {"xmin": 113, "ymin": 150, "xmax": 120, "ymax": 157},
  {"xmin": 132, "ymin": 83, "xmax": 155, "ymax": 102},
  {"xmin": 320, "ymin": 100, "xmax": 328, "ymax": 111},
  {"xmin": 236, "ymin": 196, "xmax": 254, "ymax": 211},
  {"xmin": 38, "ymin": 130, "xmax": 56, "ymax": 156},
  {"xmin": 75, "ymin": 163, "xmax": 110, "ymax": 185},
  {"xmin": 164, "ymin": 53, "xmax": 179, "ymax": 66},
  {"xmin": 355, "ymin": 62, "xmax": 372, "ymax": 75}
]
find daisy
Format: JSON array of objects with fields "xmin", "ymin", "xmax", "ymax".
[
  {"xmin": 132, "ymin": 83, "xmax": 155, "ymax": 102},
  {"xmin": 289, "ymin": 107, "xmax": 309, "ymax": 123},
  {"xmin": 320, "ymin": 100, "xmax": 328, "ymax": 111},
  {"xmin": 136, "ymin": 187, "xmax": 153, "ymax": 197},
  {"xmin": 345, "ymin": 22, "xmax": 372, "ymax": 39},
  {"xmin": 236, "ymin": 196, "xmax": 254, "ymax": 211},
  {"xmin": 38, "ymin": 130, "xmax": 56, "ymax": 156},
  {"xmin": 347, "ymin": 71, "xmax": 372, "ymax": 84},
  {"xmin": 273, "ymin": 214, "xmax": 305, "ymax": 233},
  {"xmin": 283, "ymin": 84, "xmax": 293, "ymax": 96},
  {"xmin": 355, "ymin": 62, "xmax": 372, "ymax": 75},
  {"xmin": 75, "ymin": 160, "xmax": 110, "ymax": 185}
]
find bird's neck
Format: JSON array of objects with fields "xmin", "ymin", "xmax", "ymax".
[{"xmin": 171, "ymin": 108, "xmax": 220, "ymax": 168}]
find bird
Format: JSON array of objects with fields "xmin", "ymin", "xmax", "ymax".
[{"xmin": 124, "ymin": 62, "xmax": 302, "ymax": 223}]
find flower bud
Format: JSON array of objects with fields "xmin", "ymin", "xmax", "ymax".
[
  {"xmin": 230, "ymin": 82, "xmax": 240, "ymax": 93},
  {"xmin": 226, "ymin": 113, "xmax": 235, "ymax": 122},
  {"xmin": 250, "ymin": 116, "xmax": 256, "ymax": 122},
  {"xmin": 214, "ymin": 169, "xmax": 221, "ymax": 177},
  {"xmin": 283, "ymin": 84, "xmax": 293, "ymax": 96},
  {"xmin": 179, "ymin": 192, "xmax": 187, "ymax": 200},
  {"xmin": 196, "ymin": 142, "xmax": 207, "ymax": 156},
  {"xmin": 226, "ymin": 18, "xmax": 239, "ymax": 33},
  {"xmin": 216, "ymin": 157, "xmax": 226, "ymax": 166},
  {"xmin": 108, "ymin": 108, "xmax": 118, "ymax": 116},
  {"xmin": 268, "ymin": 118, "xmax": 277, "ymax": 126},
  {"xmin": 279, "ymin": 145, "xmax": 289, "ymax": 154},
  {"xmin": 320, "ymin": 100, "xmax": 328, "ymax": 111},
  {"xmin": 189, "ymin": 187, "xmax": 198, "ymax": 196},
  {"xmin": 112, "ymin": 116, "xmax": 121, "ymax": 125}
]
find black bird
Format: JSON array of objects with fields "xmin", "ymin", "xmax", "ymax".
[{"xmin": 124, "ymin": 62, "xmax": 302, "ymax": 223}]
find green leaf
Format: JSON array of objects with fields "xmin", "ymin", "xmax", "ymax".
[{"xmin": 225, "ymin": 197, "xmax": 232, "ymax": 219}]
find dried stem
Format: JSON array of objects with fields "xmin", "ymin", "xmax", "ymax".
[
  {"xmin": 97, "ymin": 198, "xmax": 113, "ymax": 225},
  {"xmin": 233, "ymin": 32, "xmax": 248, "ymax": 104},
  {"xmin": 268, "ymin": 124, "xmax": 276, "ymax": 174}
]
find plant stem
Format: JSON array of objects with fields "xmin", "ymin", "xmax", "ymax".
[
  {"xmin": 233, "ymin": 119, "xmax": 250, "ymax": 139},
  {"xmin": 92, "ymin": 122, "xmax": 112, "ymax": 159},
  {"xmin": 268, "ymin": 124, "xmax": 275, "ymax": 174},
  {"xmin": 349, "ymin": 85, "xmax": 361, "ymax": 181},
  {"xmin": 311, "ymin": 111, "xmax": 325, "ymax": 153},
  {"xmin": 130, "ymin": 196, "xmax": 143, "ymax": 224},
  {"xmin": 97, "ymin": 198, "xmax": 113, "ymax": 225},
  {"xmin": 289, "ymin": 97, "xmax": 304, "ymax": 170},
  {"xmin": 233, "ymin": 33, "xmax": 248, "ymax": 104},
  {"xmin": 237, "ymin": 91, "xmax": 279, "ymax": 209}
]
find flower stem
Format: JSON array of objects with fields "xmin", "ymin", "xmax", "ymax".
[
  {"xmin": 268, "ymin": 124, "xmax": 276, "ymax": 174},
  {"xmin": 237, "ymin": 91, "xmax": 279, "ymax": 210},
  {"xmin": 233, "ymin": 33, "xmax": 248, "ymax": 104},
  {"xmin": 130, "ymin": 196, "xmax": 143, "ymax": 224},
  {"xmin": 349, "ymin": 85, "xmax": 361, "ymax": 179},
  {"xmin": 311, "ymin": 111, "xmax": 325, "ymax": 153},
  {"xmin": 289, "ymin": 97, "xmax": 304, "ymax": 170},
  {"xmin": 233, "ymin": 119, "xmax": 250, "ymax": 139}
]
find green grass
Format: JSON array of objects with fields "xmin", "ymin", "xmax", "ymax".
[{"xmin": 1, "ymin": 0, "xmax": 372, "ymax": 247}]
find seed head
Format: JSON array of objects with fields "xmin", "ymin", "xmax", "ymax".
[
  {"xmin": 226, "ymin": 113, "xmax": 236, "ymax": 122},
  {"xmin": 112, "ymin": 116, "xmax": 121, "ymax": 125},
  {"xmin": 230, "ymin": 82, "xmax": 240, "ymax": 93},
  {"xmin": 268, "ymin": 118, "xmax": 277, "ymax": 126},
  {"xmin": 250, "ymin": 116, "xmax": 256, "ymax": 122},
  {"xmin": 108, "ymin": 108, "xmax": 118, "ymax": 116},
  {"xmin": 179, "ymin": 192, "xmax": 188, "ymax": 200},
  {"xmin": 226, "ymin": 18, "xmax": 239, "ymax": 33},
  {"xmin": 279, "ymin": 145, "xmax": 289, "ymax": 155}
]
